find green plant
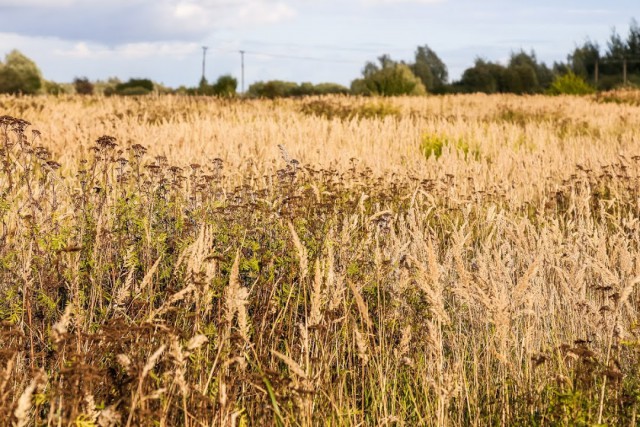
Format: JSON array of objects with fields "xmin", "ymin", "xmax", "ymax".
[
  {"xmin": 420, "ymin": 133, "xmax": 478, "ymax": 159},
  {"xmin": 0, "ymin": 50, "xmax": 43, "ymax": 94},
  {"xmin": 547, "ymin": 71, "xmax": 595, "ymax": 95},
  {"xmin": 351, "ymin": 63, "xmax": 426, "ymax": 96},
  {"xmin": 212, "ymin": 74, "xmax": 238, "ymax": 97},
  {"xmin": 114, "ymin": 78, "xmax": 154, "ymax": 96}
]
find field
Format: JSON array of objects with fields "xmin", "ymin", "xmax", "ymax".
[{"xmin": 2, "ymin": 92, "xmax": 640, "ymax": 426}]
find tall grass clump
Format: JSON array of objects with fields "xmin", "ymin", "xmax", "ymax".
[{"xmin": 0, "ymin": 91, "xmax": 640, "ymax": 425}]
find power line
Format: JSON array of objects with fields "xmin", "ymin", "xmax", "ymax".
[
  {"xmin": 208, "ymin": 46, "xmax": 365, "ymax": 64},
  {"xmin": 240, "ymin": 49, "xmax": 363, "ymax": 64},
  {"xmin": 213, "ymin": 38, "xmax": 415, "ymax": 55}
]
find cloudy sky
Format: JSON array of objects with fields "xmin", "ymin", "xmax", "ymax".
[{"xmin": 0, "ymin": 0, "xmax": 636, "ymax": 89}]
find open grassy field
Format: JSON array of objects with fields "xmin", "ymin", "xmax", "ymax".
[{"xmin": 2, "ymin": 92, "xmax": 640, "ymax": 426}]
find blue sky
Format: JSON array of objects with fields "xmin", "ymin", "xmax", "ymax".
[{"xmin": 0, "ymin": 0, "xmax": 636, "ymax": 89}]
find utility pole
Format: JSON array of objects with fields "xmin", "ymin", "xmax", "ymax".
[
  {"xmin": 201, "ymin": 46, "xmax": 208, "ymax": 83},
  {"xmin": 594, "ymin": 59, "xmax": 599, "ymax": 89},
  {"xmin": 239, "ymin": 50, "xmax": 245, "ymax": 94},
  {"xmin": 623, "ymin": 57, "xmax": 627, "ymax": 85}
]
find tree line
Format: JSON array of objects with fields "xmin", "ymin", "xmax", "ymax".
[{"xmin": 1, "ymin": 19, "xmax": 638, "ymax": 97}]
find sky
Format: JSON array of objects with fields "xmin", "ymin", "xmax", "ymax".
[{"xmin": 0, "ymin": 0, "xmax": 637, "ymax": 89}]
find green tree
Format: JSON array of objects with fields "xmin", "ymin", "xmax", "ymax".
[
  {"xmin": 114, "ymin": 78, "xmax": 154, "ymax": 96},
  {"xmin": 457, "ymin": 52, "xmax": 555, "ymax": 94},
  {"xmin": 247, "ymin": 80, "xmax": 298, "ymax": 98},
  {"xmin": 212, "ymin": 75, "xmax": 237, "ymax": 97},
  {"xmin": 198, "ymin": 76, "xmax": 213, "ymax": 95},
  {"xmin": 0, "ymin": 50, "xmax": 43, "ymax": 94},
  {"xmin": 245, "ymin": 80, "xmax": 348, "ymax": 98},
  {"xmin": 352, "ymin": 57, "xmax": 426, "ymax": 96},
  {"xmin": 312, "ymin": 82, "xmax": 349, "ymax": 95},
  {"xmin": 502, "ymin": 64, "xmax": 538, "ymax": 94},
  {"xmin": 508, "ymin": 50, "xmax": 553, "ymax": 92},
  {"xmin": 412, "ymin": 45, "xmax": 448, "ymax": 93},
  {"xmin": 457, "ymin": 59, "xmax": 506, "ymax": 93},
  {"xmin": 568, "ymin": 41, "xmax": 600, "ymax": 83},
  {"xmin": 627, "ymin": 18, "xmax": 640, "ymax": 74},
  {"xmin": 607, "ymin": 30, "xmax": 627, "ymax": 60}
]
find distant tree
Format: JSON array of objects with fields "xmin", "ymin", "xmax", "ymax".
[
  {"xmin": 245, "ymin": 80, "xmax": 348, "ymax": 98},
  {"xmin": 507, "ymin": 50, "xmax": 553, "ymax": 92},
  {"xmin": 247, "ymin": 80, "xmax": 298, "ymax": 98},
  {"xmin": 352, "ymin": 57, "xmax": 426, "ymax": 96},
  {"xmin": 412, "ymin": 58, "xmax": 433, "ymax": 92},
  {"xmin": 457, "ymin": 59, "xmax": 506, "ymax": 93},
  {"xmin": 626, "ymin": 18, "xmax": 640, "ymax": 74},
  {"xmin": 568, "ymin": 41, "xmax": 600, "ymax": 81},
  {"xmin": 312, "ymin": 82, "xmax": 349, "ymax": 95},
  {"xmin": 361, "ymin": 55, "xmax": 395, "ymax": 77},
  {"xmin": 607, "ymin": 29, "xmax": 627, "ymax": 60},
  {"xmin": 411, "ymin": 45, "xmax": 448, "ymax": 93},
  {"xmin": 212, "ymin": 75, "xmax": 237, "ymax": 97},
  {"xmin": 581, "ymin": 20, "xmax": 640, "ymax": 88},
  {"xmin": 362, "ymin": 61, "xmax": 380, "ymax": 78},
  {"xmin": 537, "ymin": 63, "xmax": 555, "ymax": 88},
  {"xmin": 0, "ymin": 50, "xmax": 43, "ymax": 94},
  {"xmin": 456, "ymin": 52, "xmax": 555, "ymax": 94},
  {"xmin": 197, "ymin": 76, "xmax": 215, "ymax": 95},
  {"xmin": 502, "ymin": 63, "xmax": 538, "ymax": 94},
  {"xmin": 285, "ymin": 82, "xmax": 348, "ymax": 96},
  {"xmin": 292, "ymin": 82, "xmax": 317, "ymax": 96},
  {"xmin": 114, "ymin": 78, "xmax": 154, "ymax": 96},
  {"xmin": 552, "ymin": 61, "xmax": 571, "ymax": 76},
  {"xmin": 73, "ymin": 77, "xmax": 94, "ymax": 95},
  {"xmin": 562, "ymin": 22, "xmax": 640, "ymax": 90}
]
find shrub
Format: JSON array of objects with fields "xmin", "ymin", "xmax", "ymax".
[
  {"xmin": 43, "ymin": 80, "xmax": 67, "ymax": 95},
  {"xmin": 310, "ymin": 82, "xmax": 349, "ymax": 96},
  {"xmin": 247, "ymin": 81, "xmax": 349, "ymax": 98},
  {"xmin": 116, "ymin": 86, "xmax": 152, "ymax": 96},
  {"xmin": 351, "ymin": 63, "xmax": 426, "ymax": 96},
  {"xmin": 547, "ymin": 72, "xmax": 595, "ymax": 95},
  {"xmin": 114, "ymin": 78, "xmax": 154, "ymax": 96},
  {"xmin": 248, "ymin": 80, "xmax": 298, "ymax": 98},
  {"xmin": 73, "ymin": 77, "xmax": 94, "ymax": 95}
]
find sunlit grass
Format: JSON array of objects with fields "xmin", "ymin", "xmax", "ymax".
[{"xmin": 1, "ymin": 92, "xmax": 640, "ymax": 425}]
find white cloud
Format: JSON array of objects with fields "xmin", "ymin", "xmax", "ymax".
[
  {"xmin": 173, "ymin": 1, "xmax": 205, "ymax": 19},
  {"xmin": 238, "ymin": 1, "xmax": 296, "ymax": 25},
  {"xmin": 160, "ymin": 0, "xmax": 296, "ymax": 32},
  {"xmin": 0, "ymin": 0, "xmax": 297, "ymax": 44}
]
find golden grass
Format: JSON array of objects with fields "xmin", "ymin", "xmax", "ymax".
[{"xmin": 1, "ymin": 93, "xmax": 640, "ymax": 425}]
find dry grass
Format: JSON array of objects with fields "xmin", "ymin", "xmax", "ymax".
[{"xmin": 1, "ymin": 92, "xmax": 640, "ymax": 425}]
